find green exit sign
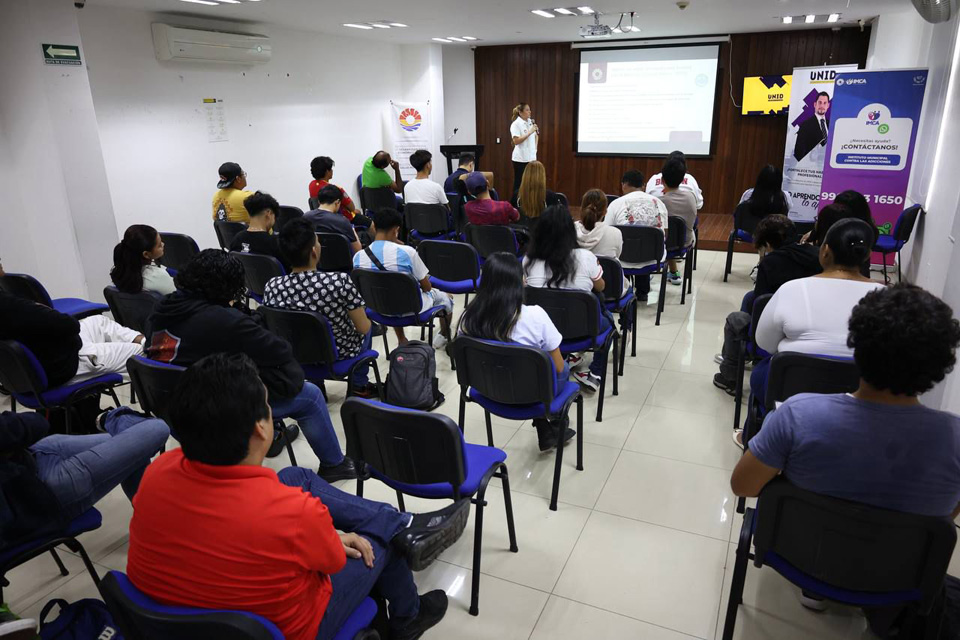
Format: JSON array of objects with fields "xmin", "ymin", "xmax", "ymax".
[{"xmin": 42, "ymin": 44, "xmax": 81, "ymax": 66}]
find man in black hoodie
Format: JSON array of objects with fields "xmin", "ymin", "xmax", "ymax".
[
  {"xmin": 713, "ymin": 215, "xmax": 822, "ymax": 394},
  {"xmin": 146, "ymin": 249, "xmax": 356, "ymax": 481}
]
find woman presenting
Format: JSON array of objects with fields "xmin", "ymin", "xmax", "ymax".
[{"xmin": 510, "ymin": 103, "xmax": 539, "ymax": 197}]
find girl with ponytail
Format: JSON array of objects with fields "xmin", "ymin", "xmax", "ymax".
[
  {"xmin": 575, "ymin": 188, "xmax": 623, "ymax": 261},
  {"xmin": 110, "ymin": 225, "xmax": 175, "ymax": 295}
]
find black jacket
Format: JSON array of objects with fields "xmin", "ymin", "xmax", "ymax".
[
  {"xmin": 145, "ymin": 291, "xmax": 304, "ymax": 400},
  {"xmin": 0, "ymin": 292, "xmax": 81, "ymax": 387},
  {"xmin": 793, "ymin": 115, "xmax": 829, "ymax": 162},
  {"xmin": 0, "ymin": 412, "xmax": 63, "ymax": 550},
  {"xmin": 754, "ymin": 242, "xmax": 823, "ymax": 298}
]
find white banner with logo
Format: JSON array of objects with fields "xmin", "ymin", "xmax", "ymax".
[
  {"xmin": 389, "ymin": 101, "xmax": 433, "ymax": 182},
  {"xmin": 781, "ymin": 64, "xmax": 858, "ymax": 222}
]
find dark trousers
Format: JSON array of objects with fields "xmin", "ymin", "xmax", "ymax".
[
  {"xmin": 512, "ymin": 161, "xmax": 528, "ymax": 198},
  {"xmin": 747, "ymin": 357, "xmax": 772, "ymax": 425},
  {"xmin": 275, "ymin": 467, "xmax": 420, "ymax": 639}
]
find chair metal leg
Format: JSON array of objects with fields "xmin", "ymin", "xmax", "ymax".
[
  {"xmin": 483, "ymin": 410, "xmax": 494, "ymax": 447},
  {"xmin": 595, "ymin": 350, "xmax": 606, "ymax": 423},
  {"xmin": 50, "ymin": 548, "xmax": 69, "ymax": 576},
  {"xmin": 356, "ymin": 476, "xmax": 364, "ymax": 498},
  {"xmin": 498, "ymin": 464, "xmax": 519, "ymax": 553},
  {"xmin": 576, "ymin": 396, "xmax": 584, "ymax": 471},
  {"xmin": 736, "ymin": 495, "xmax": 746, "ymax": 514},
  {"xmin": 427, "ymin": 321, "xmax": 434, "ymax": 346},
  {"xmin": 881, "ymin": 252, "xmax": 889, "ymax": 285},
  {"xmin": 549, "ymin": 420, "xmax": 565, "ymax": 512},
  {"xmin": 381, "ymin": 331, "xmax": 390, "ymax": 358},
  {"xmin": 897, "ymin": 250, "xmax": 903, "ymax": 283},
  {"xmin": 371, "ymin": 361, "xmax": 384, "ymax": 401},
  {"xmin": 681, "ymin": 254, "xmax": 692, "ymax": 304},
  {"xmin": 458, "ymin": 390, "xmax": 467, "ymax": 432},
  {"xmin": 655, "ymin": 270, "xmax": 667, "ymax": 326},
  {"xmin": 721, "ymin": 509, "xmax": 754, "ymax": 640},
  {"xmin": 611, "ymin": 334, "xmax": 619, "ymax": 397},
  {"xmin": 632, "ymin": 297, "xmax": 638, "ymax": 356},
  {"xmin": 63, "ymin": 539, "xmax": 101, "ymax": 589},
  {"xmin": 724, "ymin": 231, "xmax": 736, "ymax": 282},
  {"xmin": 395, "ymin": 491, "xmax": 406, "ymax": 512},
  {"xmin": 733, "ymin": 341, "xmax": 746, "ymax": 431},
  {"xmin": 687, "ymin": 254, "xmax": 694, "ymax": 296},
  {"xmin": 279, "ymin": 421, "xmax": 298, "ymax": 467},
  {"xmin": 420, "ymin": 326, "xmax": 426, "ymax": 341}
]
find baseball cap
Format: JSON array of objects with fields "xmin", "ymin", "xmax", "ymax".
[
  {"xmin": 465, "ymin": 171, "xmax": 488, "ymax": 196},
  {"xmin": 217, "ymin": 162, "xmax": 243, "ymax": 189}
]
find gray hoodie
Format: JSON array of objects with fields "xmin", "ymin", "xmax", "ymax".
[{"xmin": 575, "ymin": 220, "xmax": 622, "ymax": 258}]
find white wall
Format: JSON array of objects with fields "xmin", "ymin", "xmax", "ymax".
[
  {"xmin": 866, "ymin": 9, "xmax": 932, "ymax": 71},
  {"xmin": 441, "ymin": 46, "xmax": 477, "ymax": 146},
  {"xmin": 397, "ymin": 44, "xmax": 447, "ymax": 184}
]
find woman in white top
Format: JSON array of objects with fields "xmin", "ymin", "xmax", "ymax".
[
  {"xmin": 110, "ymin": 225, "xmax": 176, "ymax": 296},
  {"xmin": 524, "ymin": 205, "xmax": 608, "ymax": 392},
  {"xmin": 510, "ymin": 103, "xmax": 539, "ymax": 198},
  {"xmin": 751, "ymin": 217, "xmax": 883, "ymax": 410},
  {"xmin": 458, "ymin": 252, "xmax": 574, "ymax": 452}
]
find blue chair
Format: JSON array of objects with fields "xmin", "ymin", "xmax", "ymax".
[
  {"xmin": 452, "ymin": 337, "xmax": 582, "ymax": 511},
  {"xmin": 465, "ymin": 224, "xmax": 527, "ymax": 261},
  {"xmin": 723, "ymin": 203, "xmax": 764, "ymax": 283},
  {"xmin": 0, "ymin": 508, "xmax": 102, "ymax": 604},
  {"xmin": 101, "ymin": 571, "xmax": 380, "ymax": 640},
  {"xmin": 0, "ymin": 340, "xmax": 121, "ymax": 434},
  {"xmin": 615, "ymin": 225, "xmax": 669, "ymax": 328},
  {"xmin": 732, "ymin": 293, "xmax": 772, "ymax": 433},
  {"xmin": 317, "ymin": 232, "xmax": 354, "ymax": 273},
  {"xmin": 341, "ymin": 397, "xmax": 518, "ymax": 616},
  {"xmin": 355, "ymin": 174, "xmax": 365, "ymax": 210},
  {"xmin": 158, "ymin": 232, "xmax": 199, "ymax": 274},
  {"xmin": 0, "ymin": 273, "xmax": 108, "ymax": 320},
  {"xmin": 666, "ymin": 216, "xmax": 694, "ymax": 303},
  {"xmin": 361, "ymin": 187, "xmax": 400, "ymax": 218},
  {"xmin": 523, "ymin": 287, "xmax": 618, "ymax": 422},
  {"xmin": 405, "ymin": 203, "xmax": 456, "ymax": 243},
  {"xmin": 230, "ymin": 251, "xmax": 285, "ymax": 304},
  {"xmin": 722, "ymin": 479, "xmax": 955, "ymax": 640},
  {"xmin": 874, "ymin": 204, "xmax": 924, "ymax": 283},
  {"xmin": 597, "ymin": 256, "xmax": 636, "ymax": 376},
  {"xmin": 258, "ymin": 306, "xmax": 383, "ymax": 400},
  {"xmin": 417, "ymin": 240, "xmax": 481, "ymax": 306},
  {"xmin": 103, "ymin": 286, "xmax": 162, "ymax": 335},
  {"xmin": 214, "ymin": 220, "xmax": 246, "ymax": 251}
]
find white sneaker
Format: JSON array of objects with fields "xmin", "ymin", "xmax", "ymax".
[
  {"xmin": 667, "ymin": 271, "xmax": 682, "ymax": 285},
  {"xmin": 749, "ymin": 264, "xmax": 759, "ymax": 283},
  {"xmin": 799, "ymin": 590, "xmax": 828, "ymax": 612},
  {"xmin": 432, "ymin": 334, "xmax": 448, "ymax": 350},
  {"xmin": 566, "ymin": 353, "xmax": 586, "ymax": 370},
  {"xmin": 732, "ymin": 428, "xmax": 744, "ymax": 449},
  {"xmin": 573, "ymin": 370, "xmax": 601, "ymax": 392}
]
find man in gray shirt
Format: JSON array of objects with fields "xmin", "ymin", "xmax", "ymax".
[{"xmin": 658, "ymin": 158, "xmax": 698, "ymax": 285}]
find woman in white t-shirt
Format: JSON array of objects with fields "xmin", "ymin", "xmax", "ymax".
[
  {"xmin": 458, "ymin": 252, "xmax": 574, "ymax": 452},
  {"xmin": 110, "ymin": 225, "xmax": 176, "ymax": 296},
  {"xmin": 509, "ymin": 103, "xmax": 539, "ymax": 198},
  {"xmin": 524, "ymin": 205, "xmax": 609, "ymax": 392}
]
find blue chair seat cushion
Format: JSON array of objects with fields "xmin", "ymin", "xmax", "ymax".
[
  {"xmin": 605, "ymin": 290, "xmax": 635, "ymax": 312},
  {"xmin": 366, "ymin": 306, "xmax": 445, "ymax": 327},
  {"xmin": 735, "ymin": 229, "xmax": 754, "ymax": 243},
  {"xmin": 374, "ymin": 443, "xmax": 506, "ymax": 499},
  {"xmin": 13, "ymin": 373, "xmax": 123, "ymax": 408},
  {"xmin": 873, "ymin": 235, "xmax": 901, "ymax": 252},
  {"xmin": 0, "ymin": 508, "xmax": 102, "ymax": 567},
  {"xmin": 623, "ymin": 263, "xmax": 664, "ymax": 277},
  {"xmin": 559, "ymin": 325, "xmax": 614, "ymax": 354},
  {"xmin": 51, "ymin": 299, "xmax": 109, "ymax": 318},
  {"xmin": 468, "ymin": 380, "xmax": 580, "ymax": 421},
  {"xmin": 331, "ymin": 597, "xmax": 378, "ymax": 640},
  {"xmin": 302, "ymin": 350, "xmax": 379, "ymax": 380},
  {"xmin": 429, "ymin": 277, "xmax": 477, "ymax": 294}
]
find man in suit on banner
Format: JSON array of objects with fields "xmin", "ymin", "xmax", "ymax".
[{"xmin": 793, "ymin": 91, "xmax": 831, "ymax": 162}]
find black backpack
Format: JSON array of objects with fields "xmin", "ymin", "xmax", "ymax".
[{"xmin": 385, "ymin": 341, "xmax": 444, "ymax": 410}]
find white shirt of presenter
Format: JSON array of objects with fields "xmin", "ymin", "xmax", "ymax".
[
  {"xmin": 510, "ymin": 117, "xmax": 538, "ymax": 163},
  {"xmin": 646, "ymin": 173, "xmax": 704, "ymax": 210}
]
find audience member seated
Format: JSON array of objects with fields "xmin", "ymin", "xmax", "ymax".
[
  {"xmin": 731, "ymin": 283, "xmax": 960, "ymax": 630},
  {"xmin": 212, "ymin": 161, "xmax": 254, "ymax": 223},
  {"xmin": 443, "ymin": 153, "xmax": 494, "ymax": 194},
  {"xmin": 305, "ymin": 185, "xmax": 363, "ymax": 254},
  {"xmin": 362, "ymin": 151, "xmax": 403, "ymax": 194},
  {"xmin": 145, "ymin": 249, "xmax": 356, "ymax": 481},
  {"xmin": 512, "ymin": 161, "xmax": 561, "ymax": 229},
  {"xmin": 576, "ymin": 188, "xmax": 623, "ymax": 260},
  {"xmin": 524, "ymin": 205, "xmax": 607, "ymax": 392},
  {"xmin": 646, "ymin": 150, "xmax": 704, "ymax": 210},
  {"xmin": 735, "ymin": 164, "xmax": 792, "ymax": 218},
  {"xmin": 263, "ymin": 219, "xmax": 378, "ymax": 398},
  {"xmin": 111, "ymin": 224, "xmax": 175, "ymax": 295},
  {"xmin": 658, "ymin": 158, "xmax": 699, "ymax": 286},
  {"xmin": 0, "ymin": 408, "xmax": 168, "ymax": 545},
  {"xmin": 127, "ymin": 353, "xmax": 469, "ymax": 640},
  {"xmin": 229, "ymin": 191, "xmax": 291, "ymax": 271},
  {"xmin": 712, "ymin": 215, "xmax": 822, "ymax": 395},
  {"xmin": 464, "ymin": 172, "xmax": 519, "ymax": 226},
  {"xmin": 608, "ymin": 169, "xmax": 669, "ymax": 301},
  {"xmin": 805, "ymin": 200, "xmax": 875, "ymax": 279},
  {"xmin": 351, "ymin": 209, "xmax": 454, "ymax": 349},
  {"xmin": 309, "ymin": 155, "xmax": 359, "ymax": 221},
  {"xmin": 403, "ymin": 150, "xmax": 448, "ymax": 207}
]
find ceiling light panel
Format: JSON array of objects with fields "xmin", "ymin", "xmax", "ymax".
[
  {"xmin": 343, "ymin": 23, "xmax": 374, "ymax": 29},
  {"xmin": 532, "ymin": 9, "xmax": 555, "ymax": 18},
  {"xmin": 805, "ymin": 14, "xmax": 816, "ymax": 23},
  {"xmin": 179, "ymin": 0, "xmax": 219, "ymax": 5},
  {"xmin": 432, "ymin": 37, "xmax": 451, "ymax": 42},
  {"xmin": 578, "ymin": 6, "xmax": 595, "ymax": 14},
  {"xmin": 554, "ymin": 8, "xmax": 576, "ymax": 14},
  {"xmin": 782, "ymin": 15, "xmax": 793, "ymax": 24},
  {"xmin": 827, "ymin": 13, "xmax": 840, "ymax": 22}
]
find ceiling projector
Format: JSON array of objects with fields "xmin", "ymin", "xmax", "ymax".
[{"xmin": 579, "ymin": 14, "xmax": 613, "ymax": 38}]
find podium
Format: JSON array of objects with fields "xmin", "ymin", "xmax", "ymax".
[{"xmin": 439, "ymin": 145, "xmax": 484, "ymax": 175}]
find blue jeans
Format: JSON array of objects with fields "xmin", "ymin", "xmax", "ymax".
[
  {"xmin": 271, "ymin": 382, "xmax": 345, "ymax": 467},
  {"xmin": 588, "ymin": 313, "xmax": 614, "ymax": 378},
  {"xmin": 349, "ymin": 331, "xmax": 374, "ymax": 387},
  {"xmin": 275, "ymin": 468, "xmax": 420, "ymax": 639},
  {"xmin": 30, "ymin": 407, "xmax": 170, "ymax": 522},
  {"xmin": 740, "ymin": 290, "xmax": 756, "ymax": 314},
  {"xmin": 748, "ymin": 357, "xmax": 772, "ymax": 425}
]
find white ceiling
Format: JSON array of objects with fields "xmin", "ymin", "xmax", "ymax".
[{"xmin": 87, "ymin": 0, "xmax": 910, "ymax": 45}]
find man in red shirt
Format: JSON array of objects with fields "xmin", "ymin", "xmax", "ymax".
[
  {"xmin": 128, "ymin": 353, "xmax": 468, "ymax": 640},
  {"xmin": 463, "ymin": 172, "xmax": 520, "ymax": 226},
  {"xmin": 309, "ymin": 156, "xmax": 357, "ymax": 220}
]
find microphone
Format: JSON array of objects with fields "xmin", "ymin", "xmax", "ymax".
[{"xmin": 530, "ymin": 118, "xmax": 541, "ymax": 138}]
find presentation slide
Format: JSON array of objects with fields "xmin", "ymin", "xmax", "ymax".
[{"xmin": 576, "ymin": 45, "xmax": 720, "ymax": 156}]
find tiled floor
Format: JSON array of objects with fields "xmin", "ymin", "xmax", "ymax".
[{"xmin": 6, "ymin": 250, "xmax": 959, "ymax": 639}]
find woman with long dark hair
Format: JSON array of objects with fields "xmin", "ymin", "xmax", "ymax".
[
  {"xmin": 524, "ymin": 205, "xmax": 609, "ymax": 392},
  {"xmin": 458, "ymin": 252, "xmax": 574, "ymax": 451},
  {"xmin": 738, "ymin": 165, "xmax": 792, "ymax": 217},
  {"xmin": 110, "ymin": 225, "xmax": 175, "ymax": 295}
]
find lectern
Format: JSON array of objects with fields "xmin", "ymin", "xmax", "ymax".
[{"xmin": 439, "ymin": 145, "xmax": 484, "ymax": 175}]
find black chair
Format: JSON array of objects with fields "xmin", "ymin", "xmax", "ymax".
[
  {"xmin": 447, "ymin": 191, "xmax": 466, "ymax": 234},
  {"xmin": 615, "ymin": 225, "xmax": 668, "ymax": 328},
  {"xmin": 597, "ymin": 257, "xmax": 636, "ymax": 376},
  {"xmin": 214, "ymin": 220, "xmax": 246, "ymax": 250},
  {"xmin": 524, "ymin": 287, "xmax": 618, "ymax": 422},
  {"xmin": 0, "ymin": 273, "xmax": 108, "ymax": 320},
  {"xmin": 874, "ymin": 204, "xmax": 924, "ymax": 283},
  {"xmin": 276, "ymin": 205, "xmax": 304, "ymax": 235},
  {"xmin": 317, "ymin": 232, "xmax": 354, "ymax": 273},
  {"xmin": 452, "ymin": 337, "xmax": 583, "ymax": 512},
  {"xmin": 417, "ymin": 240, "xmax": 481, "ymax": 305},
  {"xmin": 723, "ymin": 479, "xmax": 956, "ymax": 640},
  {"xmin": 361, "ymin": 187, "xmax": 399, "ymax": 215},
  {"xmin": 555, "ymin": 192, "xmax": 569, "ymax": 207},
  {"xmin": 103, "ymin": 286, "xmax": 162, "ymax": 334},
  {"xmin": 665, "ymin": 216, "xmax": 694, "ymax": 303},
  {"xmin": 259, "ymin": 307, "xmax": 382, "ymax": 400},
  {"xmin": 158, "ymin": 233, "xmax": 199, "ymax": 273},
  {"xmin": 466, "ymin": 224, "xmax": 526, "ymax": 261},
  {"xmin": 307, "ymin": 197, "xmax": 320, "ymax": 210},
  {"xmin": 605, "ymin": 193, "xmax": 618, "ymax": 206},
  {"xmin": 723, "ymin": 204, "xmax": 764, "ymax": 283},
  {"xmin": 732, "ymin": 293, "xmax": 772, "ymax": 433},
  {"xmin": 405, "ymin": 203, "xmax": 455, "ymax": 243},
  {"xmin": 229, "ymin": 252, "xmax": 285, "ymax": 303},
  {"xmin": 342, "ymin": 396, "xmax": 518, "ymax": 616}
]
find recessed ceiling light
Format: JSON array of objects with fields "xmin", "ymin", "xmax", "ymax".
[
  {"xmin": 217, "ymin": 0, "xmax": 241, "ymax": 4},
  {"xmin": 827, "ymin": 13, "xmax": 840, "ymax": 22},
  {"xmin": 805, "ymin": 14, "xmax": 816, "ymax": 23},
  {"xmin": 447, "ymin": 37, "xmax": 467, "ymax": 42},
  {"xmin": 782, "ymin": 16, "xmax": 793, "ymax": 24},
  {"xmin": 178, "ymin": 0, "xmax": 219, "ymax": 5},
  {"xmin": 343, "ymin": 23, "xmax": 374, "ymax": 29},
  {"xmin": 578, "ymin": 6, "xmax": 595, "ymax": 14},
  {"xmin": 532, "ymin": 9, "xmax": 555, "ymax": 18},
  {"xmin": 554, "ymin": 8, "xmax": 576, "ymax": 15},
  {"xmin": 389, "ymin": 23, "xmax": 408, "ymax": 27},
  {"xmin": 371, "ymin": 23, "xmax": 391, "ymax": 28},
  {"xmin": 462, "ymin": 36, "xmax": 478, "ymax": 40},
  {"xmin": 432, "ymin": 37, "xmax": 451, "ymax": 42}
]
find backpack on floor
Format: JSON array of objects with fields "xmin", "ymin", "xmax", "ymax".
[
  {"xmin": 39, "ymin": 598, "xmax": 124, "ymax": 640},
  {"xmin": 384, "ymin": 341, "xmax": 444, "ymax": 410}
]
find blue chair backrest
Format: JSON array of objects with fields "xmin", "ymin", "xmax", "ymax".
[
  {"xmin": 0, "ymin": 340, "xmax": 48, "ymax": 396},
  {"xmin": 361, "ymin": 187, "xmax": 398, "ymax": 213},
  {"xmin": 764, "ymin": 352, "xmax": 860, "ymax": 411},
  {"xmin": 229, "ymin": 252, "xmax": 286, "ymax": 298},
  {"xmin": 596, "ymin": 256, "xmax": 625, "ymax": 302},
  {"xmin": 351, "ymin": 268, "xmax": 423, "ymax": 317},
  {"xmin": 466, "ymin": 224, "xmax": 518, "ymax": 259},
  {"xmin": 754, "ymin": 479, "xmax": 956, "ymax": 612},
  {"xmin": 732, "ymin": 201, "xmax": 765, "ymax": 238},
  {"xmin": 666, "ymin": 216, "xmax": 688, "ymax": 252},
  {"xmin": 615, "ymin": 225, "xmax": 664, "ymax": 267},
  {"xmin": 259, "ymin": 306, "xmax": 340, "ymax": 364},
  {"xmin": 747, "ymin": 293, "xmax": 773, "ymax": 346},
  {"xmin": 355, "ymin": 174, "xmax": 364, "ymax": 209},
  {"xmin": 103, "ymin": 286, "xmax": 162, "ymax": 335},
  {"xmin": 127, "ymin": 356, "xmax": 186, "ymax": 425},
  {"xmin": 100, "ymin": 571, "xmax": 283, "ymax": 640},
  {"xmin": 341, "ymin": 397, "xmax": 467, "ymax": 495},
  {"xmin": 213, "ymin": 221, "xmax": 246, "ymax": 251},
  {"xmin": 158, "ymin": 233, "xmax": 199, "ymax": 273},
  {"xmin": 317, "ymin": 232, "xmax": 354, "ymax": 273},
  {"xmin": 893, "ymin": 204, "xmax": 924, "ymax": 243},
  {"xmin": 0, "ymin": 273, "xmax": 54, "ymax": 307},
  {"xmin": 452, "ymin": 336, "xmax": 558, "ymax": 409},
  {"xmin": 405, "ymin": 203, "xmax": 451, "ymax": 236},
  {"xmin": 417, "ymin": 240, "xmax": 480, "ymax": 285},
  {"xmin": 523, "ymin": 287, "xmax": 601, "ymax": 342}
]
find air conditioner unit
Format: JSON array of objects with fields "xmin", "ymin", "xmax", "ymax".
[{"xmin": 152, "ymin": 24, "xmax": 271, "ymax": 64}]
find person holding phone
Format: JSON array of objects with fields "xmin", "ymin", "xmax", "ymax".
[{"xmin": 510, "ymin": 103, "xmax": 539, "ymax": 198}]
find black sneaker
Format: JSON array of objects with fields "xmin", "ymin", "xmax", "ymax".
[
  {"xmin": 393, "ymin": 499, "xmax": 470, "ymax": 571},
  {"xmin": 535, "ymin": 420, "xmax": 576, "ymax": 452},
  {"xmin": 391, "ymin": 590, "xmax": 449, "ymax": 640},
  {"xmin": 318, "ymin": 457, "xmax": 358, "ymax": 482},
  {"xmin": 266, "ymin": 423, "xmax": 300, "ymax": 458},
  {"xmin": 712, "ymin": 373, "xmax": 737, "ymax": 397},
  {"xmin": 348, "ymin": 383, "xmax": 380, "ymax": 399}
]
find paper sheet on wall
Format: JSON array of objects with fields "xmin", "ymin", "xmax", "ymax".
[{"xmin": 203, "ymin": 98, "xmax": 228, "ymax": 143}]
